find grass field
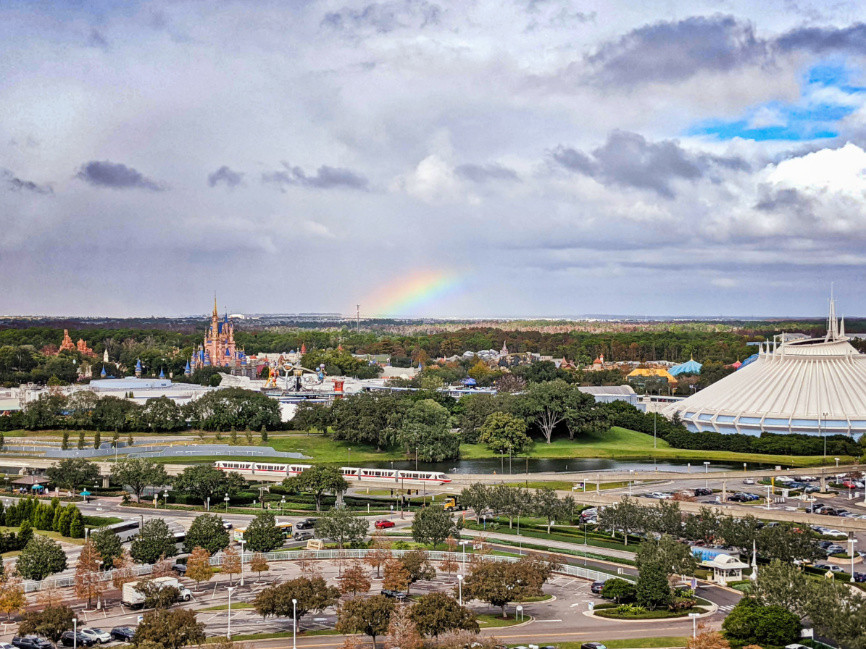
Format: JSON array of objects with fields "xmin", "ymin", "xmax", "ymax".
[
  {"xmin": 0, "ymin": 525, "xmax": 85, "ymax": 547},
  {"xmin": 476, "ymin": 613, "xmax": 529, "ymax": 627}
]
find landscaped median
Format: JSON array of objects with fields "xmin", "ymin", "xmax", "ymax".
[{"xmin": 592, "ymin": 598, "xmax": 713, "ymax": 620}]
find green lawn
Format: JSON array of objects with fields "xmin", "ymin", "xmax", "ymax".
[
  {"xmin": 262, "ymin": 434, "xmax": 404, "ymax": 463},
  {"xmin": 461, "ymin": 427, "xmax": 853, "ymax": 467},
  {"xmin": 477, "ymin": 613, "xmax": 529, "ymax": 627},
  {"xmin": 0, "ymin": 525, "xmax": 85, "ymax": 546},
  {"xmin": 200, "ymin": 602, "xmax": 255, "ymax": 611}
]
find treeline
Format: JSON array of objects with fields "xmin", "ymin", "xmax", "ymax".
[
  {"xmin": 0, "ymin": 387, "xmax": 282, "ymax": 432},
  {"xmin": 664, "ymin": 428, "xmax": 863, "ymax": 457},
  {"xmin": 1, "ymin": 497, "xmax": 86, "ymax": 538}
]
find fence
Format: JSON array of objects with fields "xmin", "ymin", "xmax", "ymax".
[{"xmin": 24, "ymin": 548, "xmax": 627, "ymax": 593}]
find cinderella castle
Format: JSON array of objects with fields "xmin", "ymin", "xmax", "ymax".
[{"xmin": 187, "ymin": 298, "xmax": 254, "ymax": 377}]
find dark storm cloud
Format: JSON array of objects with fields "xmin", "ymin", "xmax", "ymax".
[
  {"xmin": 777, "ymin": 23, "xmax": 866, "ymax": 54},
  {"xmin": 586, "ymin": 15, "xmax": 769, "ymax": 86},
  {"xmin": 207, "ymin": 166, "xmax": 244, "ymax": 188},
  {"xmin": 262, "ymin": 163, "xmax": 369, "ymax": 191},
  {"xmin": 455, "ymin": 163, "xmax": 520, "ymax": 183},
  {"xmin": 551, "ymin": 131, "xmax": 750, "ymax": 198},
  {"xmin": 2, "ymin": 169, "xmax": 52, "ymax": 195},
  {"xmin": 76, "ymin": 161, "xmax": 165, "ymax": 191},
  {"xmin": 755, "ymin": 186, "xmax": 816, "ymax": 219},
  {"xmin": 322, "ymin": 1, "xmax": 441, "ymax": 33}
]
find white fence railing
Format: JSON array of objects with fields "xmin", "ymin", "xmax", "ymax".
[{"xmin": 24, "ymin": 549, "xmax": 629, "ymax": 593}]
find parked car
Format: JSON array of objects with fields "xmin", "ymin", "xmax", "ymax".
[
  {"xmin": 60, "ymin": 633, "xmax": 93, "ymax": 648},
  {"xmin": 222, "ymin": 521, "xmax": 233, "ymax": 530},
  {"xmin": 295, "ymin": 518, "xmax": 317, "ymax": 530},
  {"xmin": 820, "ymin": 508, "xmax": 840, "ymax": 517},
  {"xmin": 0, "ymin": 643, "xmax": 16, "ymax": 649},
  {"xmin": 109, "ymin": 628, "xmax": 136, "ymax": 643},
  {"xmin": 742, "ymin": 478, "xmax": 755, "ymax": 485},
  {"xmin": 815, "ymin": 564, "xmax": 845, "ymax": 573},
  {"xmin": 375, "ymin": 520, "xmax": 395, "ymax": 529},
  {"xmin": 825, "ymin": 544, "xmax": 846, "ymax": 555},
  {"xmin": 785, "ymin": 644, "xmax": 811, "ymax": 649},
  {"xmin": 581, "ymin": 644, "xmax": 608, "ymax": 649},
  {"xmin": 853, "ymin": 572, "xmax": 866, "ymax": 583},
  {"xmin": 380, "ymin": 589, "xmax": 407, "ymax": 601},
  {"xmin": 293, "ymin": 531, "xmax": 315, "ymax": 541},
  {"xmin": 823, "ymin": 529, "xmax": 846, "ymax": 538},
  {"xmin": 171, "ymin": 563, "xmax": 187, "ymax": 575},
  {"xmin": 804, "ymin": 486, "xmax": 820, "ymax": 494},
  {"xmin": 590, "ymin": 581, "xmax": 605, "ymax": 595},
  {"xmin": 80, "ymin": 630, "xmax": 110, "ymax": 645},
  {"xmin": 12, "ymin": 638, "xmax": 54, "ymax": 649},
  {"xmin": 728, "ymin": 494, "xmax": 750, "ymax": 502},
  {"xmin": 693, "ymin": 488, "xmax": 713, "ymax": 497}
]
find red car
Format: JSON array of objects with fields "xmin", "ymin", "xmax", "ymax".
[{"xmin": 375, "ymin": 520, "xmax": 395, "ymax": 529}]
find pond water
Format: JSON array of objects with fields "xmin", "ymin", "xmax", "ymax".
[{"xmin": 362, "ymin": 457, "xmax": 777, "ymax": 475}]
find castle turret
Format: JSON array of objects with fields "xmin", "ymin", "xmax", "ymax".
[{"xmin": 135, "ymin": 359, "xmax": 142, "ymax": 378}]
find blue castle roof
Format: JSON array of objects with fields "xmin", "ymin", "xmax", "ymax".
[
  {"xmin": 100, "ymin": 366, "xmax": 107, "ymax": 377},
  {"xmin": 159, "ymin": 368, "xmax": 165, "ymax": 379},
  {"xmin": 670, "ymin": 358, "xmax": 703, "ymax": 376}
]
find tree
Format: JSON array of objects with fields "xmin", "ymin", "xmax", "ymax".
[
  {"xmin": 153, "ymin": 555, "xmax": 175, "ymax": 579},
  {"xmin": 515, "ymin": 379, "xmax": 572, "ymax": 443},
  {"xmin": 401, "ymin": 549, "xmax": 436, "ymax": 594},
  {"xmin": 77, "ymin": 431, "xmax": 86, "ymax": 450},
  {"xmin": 111, "ymin": 457, "xmax": 169, "ymax": 503},
  {"xmin": 69, "ymin": 507, "xmax": 85, "ymax": 539},
  {"xmin": 410, "ymin": 592, "xmax": 478, "ymax": 637},
  {"xmin": 336, "ymin": 595, "xmax": 395, "ymax": 649},
  {"xmin": 61, "ymin": 432, "xmax": 69, "ymax": 450},
  {"xmin": 46, "ymin": 458, "xmax": 100, "ymax": 492},
  {"xmin": 601, "ymin": 578, "xmax": 635, "ymax": 604},
  {"xmin": 751, "ymin": 559, "xmax": 810, "ymax": 617},
  {"xmin": 339, "ymin": 560, "xmax": 371, "ymax": 595},
  {"xmin": 0, "ymin": 569, "xmax": 26, "ymax": 620},
  {"xmin": 250, "ymin": 553, "xmax": 270, "ymax": 582},
  {"xmin": 756, "ymin": 522, "xmax": 822, "ymax": 563},
  {"xmin": 315, "ymin": 507, "xmax": 369, "ymax": 548},
  {"xmin": 184, "ymin": 514, "xmax": 230, "ymax": 554},
  {"xmin": 383, "ymin": 558, "xmax": 411, "ymax": 592},
  {"xmin": 806, "ymin": 578, "xmax": 866, "ymax": 649},
  {"xmin": 173, "ymin": 465, "xmax": 244, "ymax": 508},
  {"xmin": 491, "ymin": 485, "xmax": 530, "ymax": 528},
  {"xmin": 366, "ymin": 530, "xmax": 393, "ymax": 580},
  {"xmin": 532, "ymin": 487, "xmax": 574, "ymax": 533},
  {"xmin": 131, "ymin": 519, "xmax": 178, "ymax": 564},
  {"xmin": 18, "ymin": 605, "xmax": 74, "ymax": 642},
  {"xmin": 17, "ymin": 535, "xmax": 67, "ymax": 580},
  {"xmin": 440, "ymin": 536, "xmax": 459, "ymax": 579},
  {"xmin": 284, "ymin": 466, "xmax": 348, "ymax": 512},
  {"xmin": 412, "ymin": 506, "xmax": 458, "ymax": 549},
  {"xmin": 134, "ymin": 581, "xmax": 182, "ymax": 609},
  {"xmin": 461, "ymin": 556, "xmax": 555, "ymax": 618},
  {"xmin": 722, "ymin": 598, "xmax": 801, "ymax": 648},
  {"xmin": 222, "ymin": 545, "xmax": 242, "ymax": 585},
  {"xmin": 93, "ymin": 431, "xmax": 102, "ymax": 449},
  {"xmin": 91, "ymin": 526, "xmax": 123, "ymax": 568},
  {"xmin": 386, "ymin": 602, "xmax": 422, "ymax": 649},
  {"xmin": 459, "ymin": 483, "xmax": 493, "ymax": 523},
  {"xmin": 245, "ymin": 511, "xmax": 284, "ymax": 553},
  {"xmin": 132, "ymin": 609, "xmax": 205, "ymax": 649},
  {"xmin": 635, "ymin": 561, "xmax": 672, "ymax": 611},
  {"xmin": 112, "ymin": 549, "xmax": 138, "ymax": 592},
  {"xmin": 635, "ymin": 535, "xmax": 697, "ymax": 577},
  {"xmin": 597, "ymin": 496, "xmax": 645, "ymax": 545},
  {"xmin": 687, "ymin": 629, "xmax": 730, "ymax": 649},
  {"xmin": 184, "ymin": 387, "xmax": 281, "ymax": 431},
  {"xmin": 260, "ymin": 426, "xmax": 268, "ymax": 442},
  {"xmin": 479, "ymin": 412, "xmax": 531, "ymax": 454},
  {"xmin": 75, "ymin": 539, "xmax": 105, "ymax": 608},
  {"xmin": 253, "ymin": 576, "xmax": 340, "ymax": 627},
  {"xmin": 399, "ymin": 399, "xmax": 460, "ymax": 461},
  {"xmin": 186, "ymin": 547, "xmax": 214, "ymax": 591}
]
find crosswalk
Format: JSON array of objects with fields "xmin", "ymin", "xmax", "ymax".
[{"xmin": 717, "ymin": 604, "xmax": 735, "ymax": 612}]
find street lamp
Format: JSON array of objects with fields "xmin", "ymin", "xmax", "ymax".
[
  {"xmin": 281, "ymin": 496, "xmax": 286, "ymax": 515},
  {"xmin": 292, "ymin": 598, "xmax": 298, "ymax": 649},
  {"xmin": 703, "ymin": 462, "xmax": 710, "ymax": 488},
  {"xmin": 459, "ymin": 540, "xmax": 471, "ymax": 573},
  {"xmin": 415, "ymin": 446, "xmax": 419, "ymax": 471},
  {"xmin": 224, "ymin": 492, "xmax": 229, "ymax": 512},
  {"xmin": 206, "ymin": 496, "xmax": 210, "ymax": 512},
  {"xmin": 226, "ymin": 586, "xmax": 236, "ymax": 638},
  {"xmin": 239, "ymin": 539, "xmax": 246, "ymax": 586},
  {"xmin": 835, "ymin": 457, "xmax": 840, "ymax": 468},
  {"xmin": 457, "ymin": 574, "xmax": 463, "ymax": 605},
  {"xmin": 689, "ymin": 612, "xmax": 700, "ymax": 638},
  {"xmin": 348, "ymin": 448, "xmax": 351, "ymax": 465},
  {"xmin": 850, "ymin": 538, "xmax": 858, "ymax": 583},
  {"xmin": 73, "ymin": 618, "xmax": 78, "ymax": 649}
]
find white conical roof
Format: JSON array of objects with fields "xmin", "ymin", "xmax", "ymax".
[{"xmin": 663, "ymin": 298, "xmax": 866, "ymax": 435}]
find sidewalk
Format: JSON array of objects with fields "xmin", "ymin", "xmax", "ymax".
[{"xmin": 459, "ymin": 527, "xmax": 637, "ymax": 561}]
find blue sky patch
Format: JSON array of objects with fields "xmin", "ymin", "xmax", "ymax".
[{"xmin": 688, "ymin": 62, "xmax": 863, "ymax": 141}]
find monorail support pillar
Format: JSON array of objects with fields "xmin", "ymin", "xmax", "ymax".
[
  {"xmin": 102, "ymin": 475, "xmax": 110, "ymax": 489},
  {"xmin": 337, "ymin": 490, "xmax": 344, "ymax": 507},
  {"xmin": 722, "ymin": 480, "xmax": 727, "ymax": 503}
]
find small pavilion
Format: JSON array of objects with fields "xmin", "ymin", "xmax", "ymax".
[{"xmin": 701, "ymin": 553, "xmax": 749, "ymax": 585}]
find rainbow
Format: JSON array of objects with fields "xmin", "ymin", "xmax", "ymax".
[{"xmin": 365, "ymin": 270, "xmax": 462, "ymax": 317}]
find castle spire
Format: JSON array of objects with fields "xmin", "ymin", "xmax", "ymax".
[{"xmin": 213, "ymin": 293, "xmax": 218, "ymax": 318}]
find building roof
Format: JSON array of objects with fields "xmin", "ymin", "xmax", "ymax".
[
  {"xmin": 578, "ymin": 385, "xmax": 636, "ymax": 396},
  {"xmin": 669, "ymin": 358, "xmax": 703, "ymax": 376},
  {"xmin": 627, "ymin": 368, "xmax": 677, "ymax": 383}
]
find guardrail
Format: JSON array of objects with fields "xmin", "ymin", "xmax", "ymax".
[{"xmin": 22, "ymin": 548, "xmax": 625, "ymax": 593}]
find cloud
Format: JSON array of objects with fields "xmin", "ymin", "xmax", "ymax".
[
  {"xmin": 88, "ymin": 29, "xmax": 108, "ymax": 49},
  {"xmin": 551, "ymin": 131, "xmax": 750, "ymax": 198},
  {"xmin": 75, "ymin": 161, "xmax": 165, "ymax": 191},
  {"xmin": 586, "ymin": 15, "xmax": 769, "ymax": 86},
  {"xmin": 394, "ymin": 154, "xmax": 477, "ymax": 204},
  {"xmin": 322, "ymin": 1, "xmax": 441, "ymax": 33},
  {"xmin": 207, "ymin": 166, "xmax": 244, "ymax": 188},
  {"xmin": 454, "ymin": 163, "xmax": 520, "ymax": 183},
  {"xmin": 777, "ymin": 23, "xmax": 866, "ymax": 55},
  {"xmin": 262, "ymin": 163, "xmax": 369, "ymax": 191},
  {"xmin": 2, "ymin": 169, "xmax": 52, "ymax": 195}
]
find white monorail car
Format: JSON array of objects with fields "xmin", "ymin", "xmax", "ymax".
[{"xmin": 214, "ymin": 461, "xmax": 450, "ymax": 484}]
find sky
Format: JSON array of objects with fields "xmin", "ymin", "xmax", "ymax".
[{"xmin": 4, "ymin": 1, "xmax": 866, "ymax": 318}]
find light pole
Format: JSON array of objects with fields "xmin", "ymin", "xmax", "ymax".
[
  {"xmin": 766, "ymin": 484, "xmax": 772, "ymax": 510},
  {"xmin": 835, "ymin": 457, "xmax": 840, "ymax": 469},
  {"xmin": 822, "ymin": 412, "xmax": 828, "ymax": 458},
  {"xmin": 292, "ymin": 598, "xmax": 298, "ymax": 649},
  {"xmin": 653, "ymin": 398, "xmax": 657, "ymax": 449},
  {"xmin": 206, "ymin": 496, "xmax": 210, "ymax": 512},
  {"xmin": 416, "ymin": 446, "xmax": 419, "ymax": 471},
  {"xmin": 703, "ymin": 462, "xmax": 710, "ymax": 488},
  {"xmin": 224, "ymin": 492, "xmax": 229, "ymax": 512},
  {"xmin": 348, "ymin": 448, "xmax": 351, "ymax": 465},
  {"xmin": 850, "ymin": 538, "xmax": 858, "ymax": 583},
  {"xmin": 239, "ymin": 539, "xmax": 246, "ymax": 586},
  {"xmin": 281, "ymin": 496, "xmax": 286, "ymax": 515},
  {"xmin": 226, "ymin": 586, "xmax": 236, "ymax": 638},
  {"xmin": 689, "ymin": 612, "xmax": 700, "ymax": 638},
  {"xmin": 73, "ymin": 618, "xmax": 78, "ymax": 649},
  {"xmin": 457, "ymin": 574, "xmax": 463, "ymax": 605}
]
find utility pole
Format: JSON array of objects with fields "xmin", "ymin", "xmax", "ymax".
[{"xmin": 356, "ymin": 304, "xmax": 360, "ymax": 333}]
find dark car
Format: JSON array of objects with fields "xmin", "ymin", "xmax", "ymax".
[
  {"xmin": 581, "ymin": 644, "xmax": 608, "ymax": 649},
  {"xmin": 172, "ymin": 563, "xmax": 187, "ymax": 575},
  {"xmin": 380, "ymin": 589, "xmax": 408, "ymax": 601},
  {"xmin": 110, "ymin": 628, "xmax": 136, "ymax": 643},
  {"xmin": 295, "ymin": 518, "xmax": 317, "ymax": 530},
  {"xmin": 60, "ymin": 632, "xmax": 93, "ymax": 647},
  {"xmin": 853, "ymin": 572, "xmax": 866, "ymax": 583},
  {"xmin": 728, "ymin": 494, "xmax": 749, "ymax": 502},
  {"xmin": 693, "ymin": 488, "xmax": 713, "ymax": 497},
  {"xmin": 818, "ymin": 540, "xmax": 834, "ymax": 550},
  {"xmin": 590, "ymin": 581, "xmax": 604, "ymax": 595},
  {"xmin": 12, "ymin": 638, "xmax": 54, "ymax": 649},
  {"xmin": 293, "ymin": 531, "xmax": 315, "ymax": 541}
]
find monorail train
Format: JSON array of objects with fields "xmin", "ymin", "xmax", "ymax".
[{"xmin": 213, "ymin": 461, "xmax": 451, "ymax": 484}]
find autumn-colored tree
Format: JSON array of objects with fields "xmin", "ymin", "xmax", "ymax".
[
  {"xmin": 0, "ymin": 568, "xmax": 26, "ymax": 620},
  {"xmin": 340, "ymin": 636, "xmax": 365, "ymax": 649},
  {"xmin": 74, "ymin": 539, "xmax": 105, "ymax": 608},
  {"xmin": 111, "ymin": 549, "xmax": 137, "ymax": 592},
  {"xmin": 440, "ymin": 537, "xmax": 459, "ymax": 580},
  {"xmin": 382, "ymin": 558, "xmax": 410, "ymax": 592},
  {"xmin": 366, "ymin": 530, "xmax": 392, "ymax": 578},
  {"xmin": 297, "ymin": 551, "xmax": 321, "ymax": 579},
  {"xmin": 250, "ymin": 553, "xmax": 270, "ymax": 582},
  {"xmin": 222, "ymin": 546, "xmax": 242, "ymax": 585},
  {"xmin": 186, "ymin": 547, "xmax": 214, "ymax": 591},
  {"xmin": 153, "ymin": 554, "xmax": 174, "ymax": 579},
  {"xmin": 687, "ymin": 628, "xmax": 731, "ymax": 649},
  {"xmin": 36, "ymin": 580, "xmax": 64, "ymax": 608},
  {"xmin": 473, "ymin": 534, "xmax": 491, "ymax": 557},
  {"xmin": 339, "ymin": 560, "xmax": 372, "ymax": 596},
  {"xmin": 385, "ymin": 602, "xmax": 422, "ymax": 649}
]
